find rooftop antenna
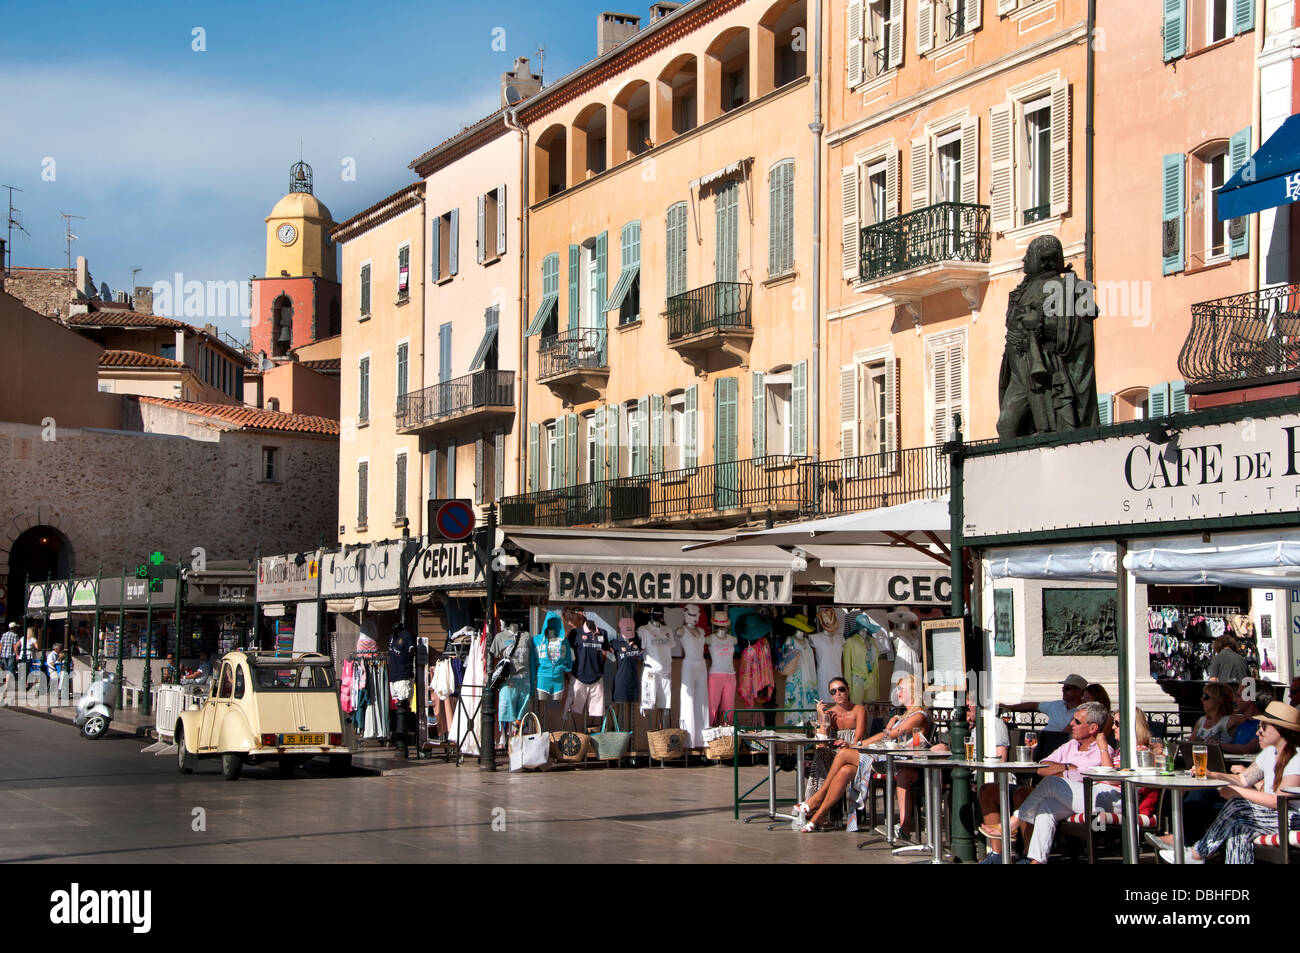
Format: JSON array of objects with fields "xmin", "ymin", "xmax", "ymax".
[
  {"xmin": 535, "ymin": 44, "xmax": 545, "ymax": 84},
  {"xmin": 58, "ymin": 212, "xmax": 85, "ymax": 271},
  {"xmin": 2, "ymin": 184, "xmax": 28, "ymax": 274}
]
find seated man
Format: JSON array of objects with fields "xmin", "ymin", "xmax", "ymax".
[
  {"xmin": 1222, "ymin": 684, "xmax": 1269, "ymax": 757},
  {"xmin": 995, "ymin": 702, "xmax": 1119, "ymax": 864},
  {"xmin": 181, "ymin": 651, "xmax": 213, "ymax": 689},
  {"xmin": 999, "ymin": 673, "xmax": 1086, "ymax": 733}
]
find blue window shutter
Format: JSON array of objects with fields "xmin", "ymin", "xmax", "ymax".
[
  {"xmin": 1162, "ymin": 154, "xmax": 1185, "ymax": 276},
  {"xmin": 566, "ymin": 412, "xmax": 579, "ymax": 486},
  {"xmin": 431, "ymin": 220, "xmax": 440, "ymax": 282},
  {"xmin": 1162, "ymin": 0, "xmax": 1185, "ymax": 61},
  {"xmin": 793, "ymin": 359, "xmax": 808, "ymax": 457},
  {"xmin": 595, "ymin": 231, "xmax": 608, "ymax": 329},
  {"xmin": 651, "ymin": 394, "xmax": 664, "ymax": 476},
  {"xmin": 497, "ymin": 184, "xmax": 507, "ymax": 255},
  {"xmin": 636, "ymin": 396, "xmax": 649, "ymax": 475},
  {"xmin": 449, "ymin": 209, "xmax": 459, "ymax": 276},
  {"xmin": 607, "ymin": 404, "xmax": 621, "ymax": 479},
  {"xmin": 1147, "ymin": 383, "xmax": 1170, "ymax": 418},
  {"xmin": 1097, "ymin": 392, "xmax": 1113, "ymax": 426},
  {"xmin": 1169, "ymin": 380, "xmax": 1188, "ymax": 414},
  {"xmin": 1233, "ymin": 0, "xmax": 1254, "ymax": 35},
  {"xmin": 715, "ymin": 377, "xmax": 738, "ymax": 464},
  {"xmin": 439, "ymin": 323, "xmax": 451, "ymax": 381},
  {"xmin": 752, "ymin": 371, "xmax": 766, "ymax": 457},
  {"xmin": 476, "ymin": 194, "xmax": 486, "ymax": 265},
  {"xmin": 1228, "ymin": 127, "xmax": 1251, "ymax": 258},
  {"xmin": 594, "ymin": 405, "xmax": 606, "ymax": 480},
  {"xmin": 568, "ymin": 244, "xmax": 580, "ymax": 330},
  {"xmin": 447, "ymin": 439, "xmax": 457, "ymax": 497},
  {"xmin": 667, "ymin": 202, "xmax": 688, "ymax": 298},
  {"xmin": 685, "ymin": 384, "xmax": 698, "ymax": 468}
]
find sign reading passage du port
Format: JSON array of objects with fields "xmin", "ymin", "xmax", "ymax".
[{"xmin": 431, "ymin": 499, "xmax": 475, "ymax": 541}]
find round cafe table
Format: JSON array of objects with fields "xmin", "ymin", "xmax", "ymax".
[
  {"xmin": 964, "ymin": 757, "xmax": 1043, "ymax": 865},
  {"xmin": 738, "ymin": 731, "xmax": 829, "ymax": 828},
  {"xmin": 852, "ymin": 744, "xmax": 948, "ymax": 855},
  {"xmin": 1085, "ymin": 769, "xmax": 1222, "ymax": 864}
]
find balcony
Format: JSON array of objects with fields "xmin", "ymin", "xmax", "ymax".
[
  {"xmin": 537, "ymin": 327, "xmax": 608, "ymax": 399},
  {"xmin": 858, "ymin": 202, "xmax": 991, "ymax": 298},
  {"xmin": 664, "ymin": 281, "xmax": 753, "ymax": 369},
  {"xmin": 1177, "ymin": 284, "xmax": 1300, "ymax": 392},
  {"xmin": 800, "ymin": 445, "xmax": 950, "ymax": 518},
  {"xmin": 396, "ymin": 369, "xmax": 515, "ymax": 435}
]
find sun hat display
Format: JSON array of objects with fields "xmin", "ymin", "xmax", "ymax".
[
  {"xmin": 816, "ymin": 607, "xmax": 842, "ymax": 633},
  {"xmin": 783, "ymin": 612, "xmax": 814, "ymax": 633},
  {"xmin": 711, "ymin": 608, "xmax": 731, "ymax": 627},
  {"xmin": 729, "ymin": 606, "xmax": 773, "ymax": 641}
]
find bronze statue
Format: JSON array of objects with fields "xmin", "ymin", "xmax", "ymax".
[{"xmin": 996, "ymin": 235, "xmax": 1099, "ymax": 439}]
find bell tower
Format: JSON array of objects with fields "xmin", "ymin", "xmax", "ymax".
[{"xmin": 264, "ymin": 161, "xmax": 338, "ymax": 282}]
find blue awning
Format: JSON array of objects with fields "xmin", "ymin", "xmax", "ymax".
[{"xmin": 1217, "ymin": 114, "xmax": 1300, "ymax": 220}]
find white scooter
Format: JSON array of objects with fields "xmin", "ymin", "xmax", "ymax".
[{"xmin": 74, "ymin": 671, "xmax": 118, "ymax": 740}]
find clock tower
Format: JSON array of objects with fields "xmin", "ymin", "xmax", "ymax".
[{"xmin": 250, "ymin": 161, "xmax": 342, "ymax": 365}]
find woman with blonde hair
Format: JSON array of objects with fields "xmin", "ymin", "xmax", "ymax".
[{"xmin": 1192, "ymin": 683, "xmax": 1235, "ymax": 742}]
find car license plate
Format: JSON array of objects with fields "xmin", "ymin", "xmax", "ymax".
[{"xmin": 280, "ymin": 733, "xmax": 325, "ymax": 745}]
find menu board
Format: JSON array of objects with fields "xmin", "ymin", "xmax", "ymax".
[{"xmin": 921, "ymin": 617, "xmax": 967, "ymax": 707}]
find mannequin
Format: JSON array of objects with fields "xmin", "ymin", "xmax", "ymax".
[
  {"xmin": 533, "ymin": 609, "xmax": 572, "ymax": 729},
  {"xmin": 839, "ymin": 609, "xmax": 880, "ymax": 705},
  {"xmin": 780, "ymin": 621, "xmax": 819, "ymax": 725},
  {"xmin": 388, "ymin": 625, "xmax": 415, "ymax": 757},
  {"xmin": 566, "ymin": 618, "xmax": 609, "ymax": 732},
  {"xmin": 638, "ymin": 608, "xmax": 677, "ymax": 732},
  {"xmin": 676, "ymin": 603, "xmax": 709, "ymax": 748},
  {"xmin": 610, "ymin": 616, "xmax": 643, "ymax": 734},
  {"xmin": 706, "ymin": 609, "xmax": 738, "ymax": 726},
  {"xmin": 491, "ymin": 622, "xmax": 535, "ymax": 744},
  {"xmin": 885, "ymin": 608, "xmax": 921, "ymax": 706},
  {"xmin": 800, "ymin": 611, "xmax": 843, "ymax": 701}
]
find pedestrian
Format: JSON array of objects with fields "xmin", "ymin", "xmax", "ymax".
[
  {"xmin": 19, "ymin": 627, "xmax": 41, "ymax": 696},
  {"xmin": 0, "ymin": 622, "xmax": 17, "ymax": 674},
  {"xmin": 45, "ymin": 643, "xmax": 64, "ymax": 703}
]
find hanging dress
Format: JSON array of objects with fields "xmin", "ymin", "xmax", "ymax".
[
  {"xmin": 452, "ymin": 633, "xmax": 487, "ymax": 755},
  {"xmin": 808, "ymin": 630, "xmax": 845, "ymax": 701},
  {"xmin": 678, "ymin": 628, "xmax": 709, "ymax": 748},
  {"xmin": 781, "ymin": 635, "xmax": 819, "ymax": 724}
]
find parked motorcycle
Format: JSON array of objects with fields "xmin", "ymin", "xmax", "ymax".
[{"xmin": 74, "ymin": 671, "xmax": 118, "ymax": 740}]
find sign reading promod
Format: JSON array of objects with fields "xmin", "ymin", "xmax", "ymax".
[
  {"xmin": 550, "ymin": 564, "xmax": 792, "ymax": 604},
  {"xmin": 963, "ymin": 411, "xmax": 1300, "ymax": 540}
]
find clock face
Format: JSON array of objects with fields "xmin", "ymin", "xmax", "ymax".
[{"xmin": 277, "ymin": 223, "xmax": 297, "ymax": 245}]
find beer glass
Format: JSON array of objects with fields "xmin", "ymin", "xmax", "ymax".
[
  {"xmin": 964, "ymin": 738, "xmax": 976, "ymax": 761},
  {"xmin": 1192, "ymin": 744, "xmax": 1208, "ymax": 779}
]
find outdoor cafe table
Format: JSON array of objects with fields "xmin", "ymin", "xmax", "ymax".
[
  {"xmin": 738, "ymin": 731, "xmax": 829, "ymax": 827},
  {"xmin": 1085, "ymin": 770, "xmax": 1222, "ymax": 864},
  {"xmin": 853, "ymin": 744, "xmax": 950, "ymax": 857}
]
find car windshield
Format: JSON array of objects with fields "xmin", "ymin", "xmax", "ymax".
[{"xmin": 251, "ymin": 665, "xmax": 334, "ymax": 690}]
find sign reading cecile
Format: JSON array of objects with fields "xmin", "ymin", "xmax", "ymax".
[
  {"xmin": 963, "ymin": 411, "xmax": 1300, "ymax": 540},
  {"xmin": 550, "ymin": 564, "xmax": 792, "ymax": 604}
]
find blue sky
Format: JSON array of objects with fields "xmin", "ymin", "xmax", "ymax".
[{"xmin": 0, "ymin": 0, "xmax": 622, "ymax": 337}]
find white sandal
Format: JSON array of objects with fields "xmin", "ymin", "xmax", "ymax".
[{"xmin": 798, "ymin": 821, "xmax": 818, "ymax": 833}]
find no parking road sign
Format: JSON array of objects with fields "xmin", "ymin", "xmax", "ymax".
[{"xmin": 433, "ymin": 499, "xmax": 475, "ymax": 541}]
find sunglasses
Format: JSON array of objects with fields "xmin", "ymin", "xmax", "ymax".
[{"xmin": 830, "ymin": 687, "xmax": 848, "ymax": 695}]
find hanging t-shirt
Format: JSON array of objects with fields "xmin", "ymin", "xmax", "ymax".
[
  {"xmin": 610, "ymin": 635, "xmax": 644, "ymax": 704},
  {"xmin": 388, "ymin": 628, "xmax": 415, "ymax": 681},
  {"xmin": 571, "ymin": 627, "xmax": 608, "ymax": 685}
]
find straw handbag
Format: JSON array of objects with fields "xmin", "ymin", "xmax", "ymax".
[
  {"xmin": 647, "ymin": 728, "xmax": 690, "ymax": 761},
  {"xmin": 590, "ymin": 709, "xmax": 632, "ymax": 761},
  {"xmin": 703, "ymin": 725, "xmax": 735, "ymax": 761},
  {"xmin": 509, "ymin": 712, "xmax": 549, "ymax": 772},
  {"xmin": 549, "ymin": 729, "xmax": 592, "ymax": 763}
]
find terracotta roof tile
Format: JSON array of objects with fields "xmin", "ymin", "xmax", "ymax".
[
  {"xmin": 99, "ymin": 349, "xmax": 185, "ymax": 369},
  {"xmin": 137, "ymin": 397, "xmax": 339, "ymax": 436},
  {"xmin": 69, "ymin": 309, "xmax": 187, "ymax": 330},
  {"xmin": 300, "ymin": 358, "xmax": 341, "ymax": 371}
]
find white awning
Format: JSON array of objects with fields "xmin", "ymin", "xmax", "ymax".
[
  {"xmin": 366, "ymin": 595, "xmax": 402, "ymax": 613},
  {"xmin": 326, "ymin": 598, "xmax": 365, "ymax": 613},
  {"xmin": 801, "ymin": 544, "xmax": 947, "ymax": 569},
  {"xmin": 262, "ymin": 603, "xmax": 286, "ymax": 617},
  {"xmin": 684, "ymin": 496, "xmax": 951, "ymax": 551},
  {"xmin": 691, "ymin": 157, "xmax": 752, "ymax": 190},
  {"xmin": 987, "ymin": 544, "xmax": 1119, "ymax": 581},
  {"xmin": 509, "ymin": 532, "xmax": 796, "ymax": 568}
]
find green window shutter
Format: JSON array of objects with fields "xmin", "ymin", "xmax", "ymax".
[
  {"xmin": 715, "ymin": 181, "xmax": 738, "ymax": 284},
  {"xmin": 360, "ymin": 264, "xmax": 371, "ymax": 315},
  {"xmin": 449, "ymin": 209, "xmax": 459, "ymax": 276},
  {"xmin": 1228, "ymin": 127, "xmax": 1251, "ymax": 258},
  {"xmin": 752, "ymin": 371, "xmax": 766, "ymax": 457},
  {"xmin": 769, "ymin": 165, "xmax": 780, "ymax": 276},
  {"xmin": 1162, "ymin": 0, "xmax": 1185, "ymax": 62},
  {"xmin": 651, "ymin": 394, "xmax": 664, "ymax": 476},
  {"xmin": 685, "ymin": 384, "xmax": 698, "ymax": 468},
  {"xmin": 1169, "ymin": 380, "xmax": 1188, "ymax": 414},
  {"xmin": 1147, "ymin": 383, "xmax": 1170, "ymax": 418},
  {"xmin": 555, "ymin": 415, "xmax": 567, "ymax": 487},
  {"xmin": 476, "ymin": 193, "xmax": 486, "ymax": 265},
  {"xmin": 594, "ymin": 406, "xmax": 606, "ymax": 480},
  {"xmin": 792, "ymin": 359, "xmax": 807, "ymax": 457},
  {"xmin": 595, "ymin": 232, "xmax": 608, "ymax": 329},
  {"xmin": 566, "ymin": 412, "xmax": 579, "ymax": 487},
  {"xmin": 667, "ymin": 202, "xmax": 688, "ymax": 298},
  {"xmin": 607, "ymin": 404, "xmax": 621, "ymax": 479},
  {"xmin": 1162, "ymin": 153, "xmax": 1185, "ymax": 276},
  {"xmin": 497, "ymin": 184, "xmax": 507, "ymax": 255},
  {"xmin": 568, "ymin": 244, "xmax": 580, "ymax": 330},
  {"xmin": 715, "ymin": 377, "xmax": 738, "ymax": 464},
  {"xmin": 1097, "ymin": 393, "xmax": 1113, "ymax": 426},
  {"xmin": 636, "ymin": 396, "xmax": 649, "ymax": 475},
  {"xmin": 769, "ymin": 160, "xmax": 794, "ymax": 276},
  {"xmin": 1233, "ymin": 0, "xmax": 1254, "ymax": 35}
]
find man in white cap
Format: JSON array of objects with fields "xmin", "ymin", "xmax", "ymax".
[
  {"xmin": 1000, "ymin": 673, "xmax": 1087, "ymax": 732},
  {"xmin": 0, "ymin": 622, "xmax": 17, "ymax": 674}
]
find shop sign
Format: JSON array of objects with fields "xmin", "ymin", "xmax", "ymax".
[
  {"xmin": 124, "ymin": 577, "xmax": 177, "ymax": 606},
  {"xmin": 833, "ymin": 568, "xmax": 951, "ymax": 605},
  {"xmin": 187, "ymin": 581, "xmax": 255, "ymax": 606},
  {"xmin": 549, "ymin": 564, "xmax": 792, "ymax": 604},
  {"xmin": 407, "ymin": 539, "xmax": 482, "ymax": 590},
  {"xmin": 26, "ymin": 585, "xmax": 46, "ymax": 610},
  {"xmin": 321, "ymin": 541, "xmax": 406, "ymax": 597},
  {"xmin": 71, "ymin": 581, "xmax": 97, "ymax": 607},
  {"xmin": 256, "ymin": 551, "xmax": 320, "ymax": 602},
  {"xmin": 964, "ymin": 411, "xmax": 1300, "ymax": 539},
  {"xmin": 46, "ymin": 583, "xmax": 69, "ymax": 609}
]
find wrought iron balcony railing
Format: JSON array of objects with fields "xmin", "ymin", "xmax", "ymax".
[
  {"xmin": 538, "ymin": 327, "xmax": 607, "ymax": 380},
  {"xmin": 664, "ymin": 281, "xmax": 753, "ymax": 341},
  {"xmin": 860, "ymin": 202, "xmax": 991, "ymax": 283},
  {"xmin": 1178, "ymin": 283, "xmax": 1300, "ymax": 386},
  {"xmin": 800, "ymin": 444, "xmax": 950, "ymax": 518},
  {"xmin": 396, "ymin": 369, "xmax": 514, "ymax": 430}
]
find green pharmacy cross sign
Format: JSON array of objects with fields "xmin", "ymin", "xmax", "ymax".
[{"xmin": 137, "ymin": 551, "xmax": 172, "ymax": 592}]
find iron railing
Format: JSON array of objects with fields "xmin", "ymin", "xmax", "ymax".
[
  {"xmin": 1023, "ymin": 203, "xmax": 1050, "ymax": 225},
  {"xmin": 800, "ymin": 444, "xmax": 950, "ymax": 518},
  {"xmin": 538, "ymin": 327, "xmax": 607, "ymax": 380},
  {"xmin": 396, "ymin": 369, "xmax": 514, "ymax": 430},
  {"xmin": 664, "ymin": 281, "xmax": 753, "ymax": 341},
  {"xmin": 1178, "ymin": 283, "xmax": 1300, "ymax": 386},
  {"xmin": 499, "ymin": 454, "xmax": 805, "ymax": 528},
  {"xmin": 860, "ymin": 202, "xmax": 991, "ymax": 282}
]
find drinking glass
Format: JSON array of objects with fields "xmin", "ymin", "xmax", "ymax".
[
  {"xmin": 964, "ymin": 738, "xmax": 976, "ymax": 761},
  {"xmin": 1024, "ymin": 731, "xmax": 1038, "ymax": 757},
  {"xmin": 912, "ymin": 727, "xmax": 922, "ymax": 748},
  {"xmin": 1192, "ymin": 744, "xmax": 1208, "ymax": 779}
]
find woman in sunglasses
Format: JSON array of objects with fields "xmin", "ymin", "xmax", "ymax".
[
  {"xmin": 794, "ymin": 674, "xmax": 928, "ymax": 834},
  {"xmin": 1192, "ymin": 683, "xmax": 1235, "ymax": 743}
]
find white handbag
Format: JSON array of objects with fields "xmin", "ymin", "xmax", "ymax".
[{"xmin": 509, "ymin": 711, "xmax": 549, "ymax": 772}]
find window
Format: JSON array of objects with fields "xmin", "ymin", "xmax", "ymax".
[
  {"xmin": 584, "ymin": 412, "xmax": 600, "ymax": 483},
  {"xmin": 1023, "ymin": 95, "xmax": 1052, "ymax": 224},
  {"xmin": 396, "ymin": 341, "xmax": 409, "ymax": 400},
  {"xmin": 217, "ymin": 664, "xmax": 233, "ymax": 699},
  {"xmin": 261, "ymin": 446, "xmax": 280, "ymax": 482},
  {"xmin": 765, "ymin": 371, "xmax": 793, "ymax": 456},
  {"xmin": 607, "ymin": 221, "xmax": 642, "ymax": 325},
  {"xmin": 769, "ymin": 159, "xmax": 795, "ymax": 277},
  {"xmin": 842, "ymin": 143, "xmax": 899, "ymax": 280},
  {"xmin": 667, "ymin": 392, "xmax": 686, "ymax": 471},
  {"xmin": 395, "ymin": 451, "xmax": 407, "ymax": 520},
  {"xmin": 989, "ymin": 80, "xmax": 1070, "ymax": 231},
  {"xmin": 546, "ymin": 422, "xmax": 562, "ymax": 489},
  {"xmin": 868, "ymin": 161, "xmax": 888, "ymax": 224},
  {"xmin": 945, "ymin": 0, "xmax": 966, "ymax": 40},
  {"xmin": 936, "ymin": 128, "xmax": 962, "ymax": 203},
  {"xmin": 628, "ymin": 400, "xmax": 646, "ymax": 476},
  {"xmin": 715, "ymin": 180, "xmax": 739, "ymax": 284},
  {"xmin": 358, "ymin": 355, "xmax": 370, "ymax": 423},
  {"xmin": 867, "ymin": 0, "xmax": 902, "ymax": 79},
  {"xmin": 397, "ymin": 243, "xmax": 410, "ymax": 301},
  {"xmin": 357, "ymin": 460, "xmax": 369, "ymax": 529},
  {"xmin": 1165, "ymin": 129, "xmax": 1249, "ymax": 275},
  {"xmin": 234, "ymin": 667, "xmax": 245, "ymax": 699},
  {"xmin": 1207, "ymin": 0, "xmax": 1229, "ymax": 44},
  {"xmin": 1164, "ymin": 0, "xmax": 1253, "ymax": 61},
  {"xmin": 1202, "ymin": 147, "xmax": 1229, "ymax": 262},
  {"xmin": 432, "ymin": 210, "xmax": 459, "ymax": 281},
  {"xmin": 527, "ymin": 253, "xmax": 560, "ymax": 337},
  {"xmin": 925, "ymin": 329, "xmax": 966, "ymax": 445},
  {"xmin": 359, "ymin": 263, "xmax": 371, "ymax": 317},
  {"xmin": 475, "ymin": 433, "xmax": 499, "ymax": 505},
  {"xmin": 161, "ymin": 342, "xmax": 175, "ymax": 361},
  {"xmin": 478, "ymin": 185, "xmax": 506, "ymax": 263}
]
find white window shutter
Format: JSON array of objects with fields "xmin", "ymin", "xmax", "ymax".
[
  {"xmin": 607, "ymin": 404, "xmax": 621, "ymax": 479},
  {"xmin": 752, "ymin": 371, "xmax": 766, "ymax": 457},
  {"xmin": 528, "ymin": 423, "xmax": 540, "ymax": 491},
  {"xmin": 884, "ymin": 356, "xmax": 899, "ymax": 468},
  {"xmin": 847, "ymin": 0, "xmax": 864, "ymax": 88},
  {"xmin": 651, "ymin": 394, "xmax": 665, "ymax": 475},
  {"xmin": 840, "ymin": 366, "xmax": 859, "ymax": 458},
  {"xmin": 989, "ymin": 102, "xmax": 1014, "ymax": 231},
  {"xmin": 886, "ymin": 148, "xmax": 900, "ymax": 219},
  {"xmin": 496, "ymin": 184, "xmax": 507, "ymax": 255},
  {"xmin": 965, "ymin": 0, "xmax": 982, "ymax": 32},
  {"xmin": 1049, "ymin": 80, "xmax": 1071, "ymax": 217},
  {"xmin": 841, "ymin": 165, "xmax": 860, "ymax": 280},
  {"xmin": 792, "ymin": 359, "xmax": 807, "ymax": 457},
  {"xmin": 447, "ymin": 439, "xmax": 457, "ymax": 497},
  {"xmin": 554, "ymin": 416, "xmax": 566, "ymax": 488},
  {"xmin": 918, "ymin": 0, "xmax": 935, "ymax": 54},
  {"xmin": 948, "ymin": 339, "xmax": 965, "ymax": 440},
  {"xmin": 888, "ymin": 0, "xmax": 905, "ymax": 69},
  {"xmin": 449, "ymin": 209, "xmax": 459, "ymax": 276},
  {"xmin": 685, "ymin": 385, "xmax": 698, "ymax": 469},
  {"xmin": 476, "ymin": 193, "xmax": 486, "ymax": 264},
  {"xmin": 960, "ymin": 116, "xmax": 980, "ymax": 205},
  {"xmin": 931, "ymin": 345, "xmax": 949, "ymax": 444},
  {"xmin": 997, "ymin": 0, "xmax": 1017, "ymax": 13},
  {"xmin": 430, "ymin": 220, "xmax": 441, "ymax": 282},
  {"xmin": 910, "ymin": 136, "xmax": 931, "ymax": 211}
]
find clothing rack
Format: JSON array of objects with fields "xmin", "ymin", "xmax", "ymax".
[{"xmin": 1149, "ymin": 604, "xmax": 1248, "ymax": 618}]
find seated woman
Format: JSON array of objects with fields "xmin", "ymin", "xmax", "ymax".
[
  {"xmin": 794, "ymin": 675, "xmax": 929, "ymax": 834},
  {"xmin": 1192, "ymin": 683, "xmax": 1235, "ymax": 743},
  {"xmin": 1149, "ymin": 701, "xmax": 1300, "ymax": 864}
]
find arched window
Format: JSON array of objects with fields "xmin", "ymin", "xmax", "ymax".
[{"xmin": 271, "ymin": 295, "xmax": 293, "ymax": 357}]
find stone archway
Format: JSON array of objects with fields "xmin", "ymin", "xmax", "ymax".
[{"xmin": 5, "ymin": 525, "xmax": 73, "ymax": 626}]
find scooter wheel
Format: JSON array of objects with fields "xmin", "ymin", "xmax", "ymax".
[{"xmin": 80, "ymin": 715, "xmax": 108, "ymax": 740}]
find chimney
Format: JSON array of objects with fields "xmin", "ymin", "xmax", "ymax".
[
  {"xmin": 76, "ymin": 255, "xmax": 91, "ymax": 298},
  {"xmin": 500, "ymin": 56, "xmax": 543, "ymax": 108},
  {"xmin": 598, "ymin": 12, "xmax": 641, "ymax": 56},
  {"xmin": 648, "ymin": 2, "xmax": 682, "ymax": 22},
  {"xmin": 132, "ymin": 286, "xmax": 154, "ymax": 315},
  {"xmin": 114, "ymin": 290, "xmax": 129, "ymax": 304}
]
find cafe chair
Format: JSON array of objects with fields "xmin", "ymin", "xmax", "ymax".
[
  {"xmin": 1059, "ymin": 790, "xmax": 1164, "ymax": 864},
  {"xmin": 1253, "ymin": 792, "xmax": 1298, "ymax": 865}
]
